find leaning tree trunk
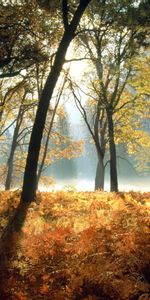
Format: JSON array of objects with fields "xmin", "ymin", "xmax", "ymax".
[
  {"xmin": 21, "ymin": 0, "xmax": 91, "ymax": 203},
  {"xmin": 95, "ymin": 156, "xmax": 105, "ymax": 190},
  {"xmin": 107, "ymin": 110, "xmax": 118, "ymax": 192}
]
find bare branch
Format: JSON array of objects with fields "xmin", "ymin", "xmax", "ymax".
[
  {"xmin": 69, "ymin": 78, "xmax": 95, "ymax": 140},
  {"xmin": 0, "ymin": 119, "xmax": 16, "ymax": 137},
  {"xmin": 64, "ymin": 56, "xmax": 90, "ymax": 63},
  {"xmin": 117, "ymin": 156, "xmax": 139, "ymax": 176},
  {"xmin": 113, "ymin": 68, "xmax": 132, "ymax": 108}
]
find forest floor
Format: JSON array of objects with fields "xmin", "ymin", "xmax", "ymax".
[{"xmin": 0, "ymin": 190, "xmax": 150, "ymax": 300}]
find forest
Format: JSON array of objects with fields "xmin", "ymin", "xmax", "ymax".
[{"xmin": 0, "ymin": 0, "xmax": 150, "ymax": 299}]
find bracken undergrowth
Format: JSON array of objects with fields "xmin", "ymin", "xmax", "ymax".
[{"xmin": 0, "ymin": 190, "xmax": 150, "ymax": 300}]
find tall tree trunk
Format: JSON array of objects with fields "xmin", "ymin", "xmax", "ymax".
[
  {"xmin": 94, "ymin": 104, "xmax": 105, "ymax": 191},
  {"xmin": 95, "ymin": 156, "xmax": 105, "ymax": 190},
  {"xmin": 21, "ymin": 0, "xmax": 91, "ymax": 203},
  {"xmin": 5, "ymin": 143, "xmax": 17, "ymax": 190},
  {"xmin": 107, "ymin": 111, "xmax": 118, "ymax": 192},
  {"xmin": 5, "ymin": 104, "xmax": 24, "ymax": 190}
]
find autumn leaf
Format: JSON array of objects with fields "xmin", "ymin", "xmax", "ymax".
[{"xmin": 39, "ymin": 283, "xmax": 49, "ymax": 294}]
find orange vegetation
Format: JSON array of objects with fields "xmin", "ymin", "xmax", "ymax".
[{"xmin": 0, "ymin": 190, "xmax": 150, "ymax": 300}]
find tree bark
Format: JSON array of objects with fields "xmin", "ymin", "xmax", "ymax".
[
  {"xmin": 107, "ymin": 110, "xmax": 118, "ymax": 192},
  {"xmin": 5, "ymin": 142, "xmax": 17, "ymax": 190},
  {"xmin": 21, "ymin": 0, "xmax": 91, "ymax": 203},
  {"xmin": 93, "ymin": 103, "xmax": 105, "ymax": 190},
  {"xmin": 95, "ymin": 156, "xmax": 105, "ymax": 190}
]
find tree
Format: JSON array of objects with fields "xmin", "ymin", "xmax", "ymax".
[
  {"xmin": 0, "ymin": 1, "xmax": 50, "ymax": 79},
  {"xmin": 0, "ymin": 79, "xmax": 27, "ymax": 130},
  {"xmin": 123, "ymin": 54, "xmax": 150, "ymax": 172},
  {"xmin": 0, "ymin": 0, "xmax": 68, "ymax": 189},
  {"xmin": 21, "ymin": 0, "xmax": 91, "ymax": 202},
  {"xmin": 71, "ymin": 0, "xmax": 150, "ymax": 192},
  {"xmin": 69, "ymin": 79, "xmax": 107, "ymax": 190},
  {"xmin": 4, "ymin": 86, "xmax": 35, "ymax": 190}
]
